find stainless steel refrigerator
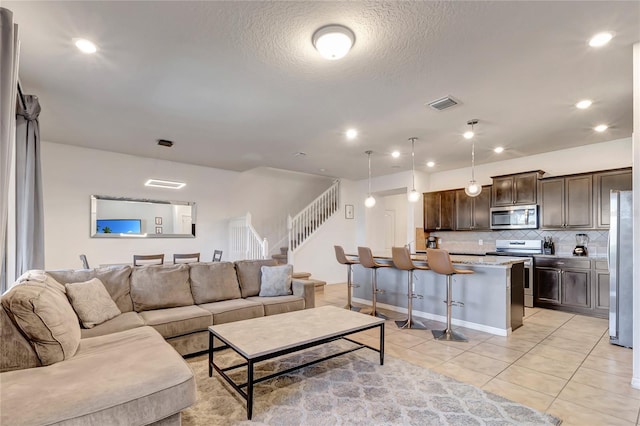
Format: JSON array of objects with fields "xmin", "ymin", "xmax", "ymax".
[{"xmin": 609, "ymin": 190, "xmax": 633, "ymax": 348}]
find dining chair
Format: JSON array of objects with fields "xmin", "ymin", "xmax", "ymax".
[
  {"xmin": 173, "ymin": 253, "xmax": 200, "ymax": 264},
  {"xmin": 212, "ymin": 250, "xmax": 223, "ymax": 262},
  {"xmin": 79, "ymin": 254, "xmax": 90, "ymax": 269},
  {"xmin": 133, "ymin": 254, "xmax": 165, "ymax": 266}
]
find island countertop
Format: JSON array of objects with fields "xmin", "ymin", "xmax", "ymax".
[{"xmin": 348, "ymin": 253, "xmax": 527, "ymax": 267}]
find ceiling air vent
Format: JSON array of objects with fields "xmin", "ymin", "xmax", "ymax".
[
  {"xmin": 427, "ymin": 96, "xmax": 459, "ymax": 111},
  {"xmin": 157, "ymin": 139, "xmax": 174, "ymax": 147}
]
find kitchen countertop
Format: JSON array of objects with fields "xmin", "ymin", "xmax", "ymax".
[{"xmin": 348, "ymin": 253, "xmax": 526, "ymax": 267}]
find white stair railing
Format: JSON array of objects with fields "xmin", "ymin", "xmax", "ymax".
[
  {"xmin": 228, "ymin": 213, "xmax": 268, "ymax": 260},
  {"xmin": 288, "ymin": 180, "xmax": 340, "ymax": 258}
]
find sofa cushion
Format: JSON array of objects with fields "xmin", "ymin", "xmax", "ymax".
[
  {"xmin": 246, "ymin": 295, "xmax": 305, "ymax": 316},
  {"xmin": 131, "ymin": 264, "xmax": 194, "ymax": 312},
  {"xmin": 189, "ymin": 262, "xmax": 241, "ymax": 304},
  {"xmin": 234, "ymin": 259, "xmax": 278, "ymax": 298},
  {"xmin": 0, "ymin": 307, "xmax": 41, "ymax": 372},
  {"xmin": 139, "ymin": 305, "xmax": 212, "ymax": 338},
  {"xmin": 259, "ymin": 264, "xmax": 293, "ymax": 297},
  {"xmin": 198, "ymin": 299, "xmax": 264, "ymax": 325},
  {"xmin": 47, "ymin": 265, "xmax": 134, "ymax": 313},
  {"xmin": 1, "ymin": 280, "xmax": 81, "ymax": 366},
  {"xmin": 0, "ymin": 327, "xmax": 196, "ymax": 426},
  {"xmin": 80, "ymin": 312, "xmax": 145, "ymax": 339},
  {"xmin": 65, "ymin": 278, "xmax": 122, "ymax": 328}
]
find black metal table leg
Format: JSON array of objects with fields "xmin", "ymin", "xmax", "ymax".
[
  {"xmin": 247, "ymin": 360, "xmax": 254, "ymax": 420},
  {"xmin": 208, "ymin": 331, "xmax": 214, "ymax": 377},
  {"xmin": 379, "ymin": 323, "xmax": 385, "ymax": 365}
]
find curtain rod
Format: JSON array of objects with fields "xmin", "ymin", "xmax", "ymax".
[{"xmin": 17, "ymin": 79, "xmax": 27, "ymax": 111}]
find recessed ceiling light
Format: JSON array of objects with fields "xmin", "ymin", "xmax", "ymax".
[
  {"xmin": 575, "ymin": 100, "xmax": 592, "ymax": 109},
  {"xmin": 589, "ymin": 32, "xmax": 613, "ymax": 47},
  {"xmin": 494, "ymin": 147, "xmax": 504, "ymax": 154},
  {"xmin": 426, "ymin": 161, "xmax": 435, "ymax": 168},
  {"xmin": 391, "ymin": 150, "xmax": 400, "ymax": 158},
  {"xmin": 594, "ymin": 124, "xmax": 608, "ymax": 132},
  {"xmin": 319, "ymin": 168, "xmax": 326, "ymax": 172},
  {"xmin": 463, "ymin": 131, "xmax": 474, "ymax": 140},
  {"xmin": 312, "ymin": 25, "xmax": 355, "ymax": 60},
  {"xmin": 74, "ymin": 38, "xmax": 97, "ymax": 54},
  {"xmin": 144, "ymin": 179, "xmax": 186, "ymax": 189},
  {"xmin": 346, "ymin": 129, "xmax": 358, "ymax": 139}
]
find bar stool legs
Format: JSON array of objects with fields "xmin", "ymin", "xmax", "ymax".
[
  {"xmin": 344, "ymin": 264, "xmax": 361, "ymax": 312},
  {"xmin": 432, "ymin": 275, "xmax": 467, "ymax": 341},
  {"xmin": 395, "ymin": 272, "xmax": 426, "ymax": 329},
  {"xmin": 370, "ymin": 268, "xmax": 387, "ymax": 320}
]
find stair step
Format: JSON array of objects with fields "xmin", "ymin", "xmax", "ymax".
[
  {"xmin": 279, "ymin": 247, "xmax": 288, "ymax": 254},
  {"xmin": 292, "ymin": 272, "xmax": 312, "ymax": 279},
  {"xmin": 271, "ymin": 253, "xmax": 288, "ymax": 265}
]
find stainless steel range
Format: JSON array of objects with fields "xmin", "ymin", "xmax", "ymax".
[{"xmin": 486, "ymin": 239, "xmax": 543, "ymax": 308}]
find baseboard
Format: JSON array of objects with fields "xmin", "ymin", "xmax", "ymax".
[
  {"xmin": 352, "ymin": 297, "xmax": 510, "ymax": 337},
  {"xmin": 632, "ymin": 377, "xmax": 640, "ymax": 390}
]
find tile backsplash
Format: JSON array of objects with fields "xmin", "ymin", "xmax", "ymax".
[{"xmin": 430, "ymin": 229, "xmax": 609, "ymax": 258}]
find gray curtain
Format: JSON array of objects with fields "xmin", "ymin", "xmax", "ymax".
[
  {"xmin": 0, "ymin": 8, "xmax": 19, "ymax": 292},
  {"xmin": 15, "ymin": 94, "xmax": 44, "ymax": 276}
]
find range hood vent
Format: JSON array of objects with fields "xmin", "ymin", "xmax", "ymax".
[{"xmin": 427, "ymin": 96, "xmax": 459, "ymax": 111}]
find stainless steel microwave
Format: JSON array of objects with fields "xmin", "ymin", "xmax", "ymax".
[{"xmin": 490, "ymin": 205, "xmax": 539, "ymax": 230}]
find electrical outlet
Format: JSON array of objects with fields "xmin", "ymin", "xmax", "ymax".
[
  {"xmin": 437, "ymin": 238, "xmax": 442, "ymax": 245},
  {"xmin": 478, "ymin": 239, "xmax": 483, "ymax": 246}
]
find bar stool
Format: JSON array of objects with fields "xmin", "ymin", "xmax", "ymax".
[
  {"xmin": 391, "ymin": 246, "xmax": 429, "ymax": 329},
  {"xmin": 426, "ymin": 248, "xmax": 474, "ymax": 341},
  {"xmin": 357, "ymin": 246, "xmax": 391, "ymax": 319},
  {"xmin": 334, "ymin": 246, "xmax": 361, "ymax": 311}
]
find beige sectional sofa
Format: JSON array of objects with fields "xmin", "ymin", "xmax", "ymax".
[{"xmin": 0, "ymin": 259, "xmax": 316, "ymax": 425}]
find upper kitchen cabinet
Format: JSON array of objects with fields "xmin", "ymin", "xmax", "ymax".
[
  {"xmin": 594, "ymin": 168, "xmax": 632, "ymax": 228},
  {"xmin": 455, "ymin": 186, "xmax": 491, "ymax": 230},
  {"xmin": 424, "ymin": 190, "xmax": 456, "ymax": 231},
  {"xmin": 491, "ymin": 171, "xmax": 544, "ymax": 207},
  {"xmin": 540, "ymin": 174, "xmax": 593, "ymax": 229}
]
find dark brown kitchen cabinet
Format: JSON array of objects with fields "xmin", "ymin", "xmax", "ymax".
[
  {"xmin": 491, "ymin": 171, "xmax": 543, "ymax": 207},
  {"xmin": 594, "ymin": 168, "xmax": 632, "ymax": 228},
  {"xmin": 593, "ymin": 260, "xmax": 610, "ymax": 316},
  {"xmin": 534, "ymin": 257, "xmax": 598, "ymax": 317},
  {"xmin": 539, "ymin": 174, "xmax": 593, "ymax": 229},
  {"xmin": 455, "ymin": 186, "xmax": 491, "ymax": 230},
  {"xmin": 424, "ymin": 190, "xmax": 455, "ymax": 231}
]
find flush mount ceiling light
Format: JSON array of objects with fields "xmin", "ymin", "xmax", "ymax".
[
  {"xmin": 364, "ymin": 150, "xmax": 376, "ymax": 208},
  {"xmin": 594, "ymin": 124, "xmax": 608, "ymax": 132},
  {"xmin": 312, "ymin": 25, "xmax": 355, "ymax": 60},
  {"xmin": 426, "ymin": 161, "xmax": 435, "ymax": 168},
  {"xmin": 494, "ymin": 146, "xmax": 504, "ymax": 154},
  {"xmin": 407, "ymin": 137, "xmax": 420, "ymax": 203},
  {"xmin": 576, "ymin": 99, "xmax": 593, "ymax": 109},
  {"xmin": 589, "ymin": 32, "xmax": 613, "ymax": 47},
  {"xmin": 464, "ymin": 119, "xmax": 482, "ymax": 198},
  {"xmin": 144, "ymin": 179, "xmax": 186, "ymax": 189},
  {"xmin": 391, "ymin": 150, "xmax": 401, "ymax": 158},
  {"xmin": 74, "ymin": 38, "xmax": 97, "ymax": 54},
  {"xmin": 346, "ymin": 128, "xmax": 358, "ymax": 140}
]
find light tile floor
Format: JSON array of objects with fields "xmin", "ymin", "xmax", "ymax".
[{"xmin": 317, "ymin": 284, "xmax": 640, "ymax": 426}]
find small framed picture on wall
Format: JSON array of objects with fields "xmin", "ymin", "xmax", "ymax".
[
  {"xmin": 155, "ymin": 227, "xmax": 163, "ymax": 234},
  {"xmin": 155, "ymin": 217, "xmax": 163, "ymax": 225},
  {"xmin": 345, "ymin": 204, "xmax": 354, "ymax": 219}
]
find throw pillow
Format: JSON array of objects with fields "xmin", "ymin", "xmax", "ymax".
[
  {"xmin": 65, "ymin": 278, "xmax": 122, "ymax": 328},
  {"xmin": 259, "ymin": 264, "xmax": 293, "ymax": 297},
  {"xmin": 1, "ymin": 280, "xmax": 81, "ymax": 365},
  {"xmin": 130, "ymin": 264, "xmax": 194, "ymax": 312}
]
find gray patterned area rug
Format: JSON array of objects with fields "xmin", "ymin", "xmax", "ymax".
[{"xmin": 182, "ymin": 341, "xmax": 561, "ymax": 425}]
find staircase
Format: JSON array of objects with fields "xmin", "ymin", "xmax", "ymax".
[
  {"xmin": 228, "ymin": 213, "xmax": 268, "ymax": 261},
  {"xmin": 288, "ymin": 180, "xmax": 339, "ymax": 254}
]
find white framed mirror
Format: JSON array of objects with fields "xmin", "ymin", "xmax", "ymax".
[{"xmin": 90, "ymin": 195, "xmax": 196, "ymax": 238}]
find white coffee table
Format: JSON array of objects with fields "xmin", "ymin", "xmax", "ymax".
[{"xmin": 208, "ymin": 305, "xmax": 385, "ymax": 419}]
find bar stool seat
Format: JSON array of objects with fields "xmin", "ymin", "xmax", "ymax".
[
  {"xmin": 391, "ymin": 246, "xmax": 430, "ymax": 329},
  {"xmin": 358, "ymin": 246, "xmax": 391, "ymax": 319},
  {"xmin": 426, "ymin": 248, "xmax": 474, "ymax": 341},
  {"xmin": 334, "ymin": 245, "xmax": 361, "ymax": 311}
]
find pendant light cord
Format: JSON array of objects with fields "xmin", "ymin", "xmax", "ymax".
[
  {"xmin": 410, "ymin": 137, "xmax": 417, "ymax": 190},
  {"xmin": 469, "ymin": 122, "xmax": 476, "ymax": 181},
  {"xmin": 367, "ymin": 151, "xmax": 372, "ymax": 195}
]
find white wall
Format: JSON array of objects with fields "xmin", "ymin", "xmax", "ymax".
[
  {"xmin": 631, "ymin": 42, "xmax": 639, "ymax": 390},
  {"xmin": 428, "ymin": 137, "xmax": 632, "ymax": 191},
  {"xmin": 40, "ymin": 142, "xmax": 332, "ymax": 269}
]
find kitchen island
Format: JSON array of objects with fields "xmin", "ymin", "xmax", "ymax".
[{"xmin": 351, "ymin": 254, "xmax": 526, "ymax": 336}]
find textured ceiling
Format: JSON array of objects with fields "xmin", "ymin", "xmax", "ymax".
[{"xmin": 6, "ymin": 1, "xmax": 640, "ymax": 180}]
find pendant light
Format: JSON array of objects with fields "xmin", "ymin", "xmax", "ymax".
[
  {"xmin": 464, "ymin": 119, "xmax": 482, "ymax": 198},
  {"xmin": 364, "ymin": 150, "xmax": 376, "ymax": 208},
  {"xmin": 407, "ymin": 137, "xmax": 420, "ymax": 203}
]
